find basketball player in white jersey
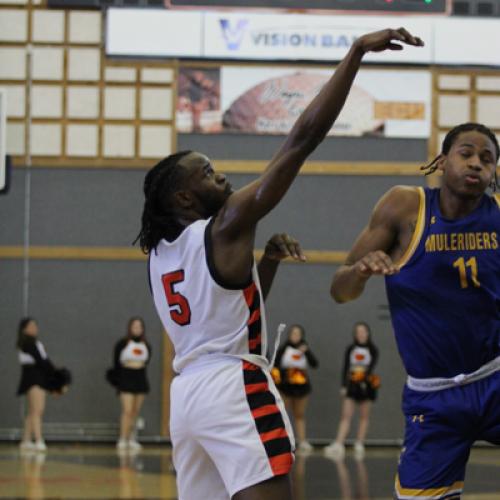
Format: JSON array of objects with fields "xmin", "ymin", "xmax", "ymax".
[{"xmin": 135, "ymin": 29, "xmax": 423, "ymax": 500}]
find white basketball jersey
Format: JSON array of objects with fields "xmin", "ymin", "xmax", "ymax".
[{"xmin": 149, "ymin": 218, "xmax": 268, "ymax": 374}]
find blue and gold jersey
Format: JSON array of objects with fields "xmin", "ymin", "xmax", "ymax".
[{"xmin": 386, "ymin": 188, "xmax": 500, "ymax": 378}]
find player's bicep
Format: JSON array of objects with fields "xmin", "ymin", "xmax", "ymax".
[
  {"xmin": 344, "ymin": 223, "xmax": 396, "ymax": 266},
  {"xmin": 215, "ymin": 147, "xmax": 307, "ymax": 239},
  {"xmin": 344, "ymin": 190, "xmax": 402, "ymax": 265}
]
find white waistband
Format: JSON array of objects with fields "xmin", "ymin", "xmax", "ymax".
[
  {"xmin": 178, "ymin": 323, "xmax": 286, "ymax": 376},
  {"xmin": 407, "ymin": 356, "xmax": 500, "ymax": 392}
]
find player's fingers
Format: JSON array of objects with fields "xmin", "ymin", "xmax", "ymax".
[
  {"xmin": 376, "ymin": 251, "xmax": 398, "ymax": 274},
  {"xmin": 287, "ymin": 236, "xmax": 303, "ymax": 260},
  {"xmin": 286, "ymin": 243, "xmax": 298, "ymax": 259},
  {"xmin": 280, "ymin": 234, "xmax": 297, "ymax": 258},
  {"xmin": 359, "ymin": 256, "xmax": 382, "ymax": 274},
  {"xmin": 272, "ymin": 235, "xmax": 290, "ymax": 256},
  {"xmin": 366, "ymin": 253, "xmax": 390, "ymax": 274},
  {"xmin": 277, "ymin": 242, "xmax": 292, "ymax": 257},
  {"xmin": 292, "ymin": 241, "xmax": 307, "ymax": 262},
  {"xmin": 368, "ymin": 259, "xmax": 386, "ymax": 274},
  {"xmin": 387, "ymin": 43, "xmax": 403, "ymax": 51},
  {"xmin": 374, "ymin": 254, "xmax": 394, "ymax": 274},
  {"xmin": 397, "ymin": 27, "xmax": 419, "ymax": 45},
  {"xmin": 358, "ymin": 261, "xmax": 370, "ymax": 274},
  {"xmin": 283, "ymin": 235, "xmax": 300, "ymax": 259},
  {"xmin": 389, "ymin": 28, "xmax": 406, "ymax": 42}
]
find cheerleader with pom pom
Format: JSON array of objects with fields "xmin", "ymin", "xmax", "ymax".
[
  {"xmin": 324, "ymin": 322, "xmax": 379, "ymax": 460},
  {"xmin": 107, "ymin": 317, "xmax": 151, "ymax": 452},
  {"xmin": 272, "ymin": 324, "xmax": 318, "ymax": 453},
  {"xmin": 17, "ymin": 318, "xmax": 72, "ymax": 453}
]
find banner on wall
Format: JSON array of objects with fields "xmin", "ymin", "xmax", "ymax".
[
  {"xmin": 177, "ymin": 66, "xmax": 431, "ymax": 138},
  {"xmin": 107, "ymin": 9, "xmax": 500, "ymax": 67},
  {"xmin": 203, "ymin": 12, "xmax": 433, "ymax": 64},
  {"xmin": 165, "ymin": 0, "xmax": 450, "ymax": 14}
]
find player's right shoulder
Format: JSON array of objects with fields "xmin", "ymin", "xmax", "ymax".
[
  {"xmin": 383, "ymin": 185, "xmax": 420, "ymax": 203},
  {"xmin": 373, "ymin": 185, "xmax": 421, "ymax": 223}
]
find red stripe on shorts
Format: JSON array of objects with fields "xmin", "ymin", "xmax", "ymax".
[
  {"xmin": 248, "ymin": 308, "xmax": 261, "ymax": 325},
  {"xmin": 242, "ymin": 361, "xmax": 294, "ymax": 478},
  {"xmin": 269, "ymin": 453, "xmax": 294, "ymax": 475},
  {"xmin": 260, "ymin": 428, "xmax": 289, "ymax": 443},
  {"xmin": 243, "ymin": 282, "xmax": 257, "ymax": 307},
  {"xmin": 248, "ymin": 337, "xmax": 261, "ymax": 350},
  {"xmin": 245, "ymin": 382, "xmax": 268, "ymax": 395},
  {"xmin": 243, "ymin": 361, "xmax": 259, "ymax": 371},
  {"xmin": 251, "ymin": 404, "xmax": 281, "ymax": 419}
]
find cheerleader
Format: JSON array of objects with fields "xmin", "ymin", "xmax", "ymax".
[
  {"xmin": 17, "ymin": 318, "xmax": 71, "ymax": 452},
  {"xmin": 107, "ymin": 317, "xmax": 151, "ymax": 452},
  {"xmin": 273, "ymin": 324, "xmax": 319, "ymax": 453},
  {"xmin": 325, "ymin": 322, "xmax": 379, "ymax": 460}
]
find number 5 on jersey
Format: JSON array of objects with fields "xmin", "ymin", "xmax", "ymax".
[{"xmin": 162, "ymin": 270, "xmax": 192, "ymax": 326}]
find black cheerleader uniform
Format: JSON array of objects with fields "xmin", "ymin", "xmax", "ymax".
[
  {"xmin": 17, "ymin": 337, "xmax": 71, "ymax": 395},
  {"xmin": 341, "ymin": 342, "xmax": 379, "ymax": 402},
  {"xmin": 106, "ymin": 339, "xmax": 151, "ymax": 394},
  {"xmin": 273, "ymin": 342, "xmax": 318, "ymax": 398}
]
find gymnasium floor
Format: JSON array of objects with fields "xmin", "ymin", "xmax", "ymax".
[{"xmin": 1, "ymin": 444, "xmax": 500, "ymax": 499}]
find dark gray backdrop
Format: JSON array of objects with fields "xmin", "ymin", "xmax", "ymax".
[{"xmin": 0, "ymin": 134, "xmax": 427, "ymax": 442}]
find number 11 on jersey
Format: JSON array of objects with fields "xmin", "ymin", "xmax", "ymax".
[
  {"xmin": 162, "ymin": 270, "xmax": 192, "ymax": 326},
  {"xmin": 453, "ymin": 257, "xmax": 480, "ymax": 289}
]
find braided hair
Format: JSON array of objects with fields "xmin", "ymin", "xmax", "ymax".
[
  {"xmin": 421, "ymin": 123, "xmax": 499, "ymax": 191},
  {"xmin": 134, "ymin": 151, "xmax": 193, "ymax": 253}
]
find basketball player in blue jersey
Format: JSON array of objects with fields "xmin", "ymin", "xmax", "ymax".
[
  {"xmin": 136, "ymin": 29, "xmax": 423, "ymax": 500},
  {"xmin": 331, "ymin": 122, "xmax": 500, "ymax": 499}
]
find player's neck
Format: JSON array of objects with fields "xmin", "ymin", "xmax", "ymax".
[
  {"xmin": 176, "ymin": 211, "xmax": 205, "ymax": 228},
  {"xmin": 439, "ymin": 186, "xmax": 484, "ymax": 220}
]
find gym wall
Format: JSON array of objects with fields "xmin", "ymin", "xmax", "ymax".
[{"xmin": 1, "ymin": 0, "xmax": 500, "ymax": 442}]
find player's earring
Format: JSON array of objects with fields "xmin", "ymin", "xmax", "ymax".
[{"xmin": 490, "ymin": 179, "xmax": 497, "ymax": 191}]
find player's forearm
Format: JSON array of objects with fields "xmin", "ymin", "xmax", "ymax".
[
  {"xmin": 248, "ymin": 44, "xmax": 365, "ymax": 221},
  {"xmin": 257, "ymin": 256, "xmax": 280, "ymax": 300},
  {"xmin": 330, "ymin": 265, "xmax": 369, "ymax": 303}
]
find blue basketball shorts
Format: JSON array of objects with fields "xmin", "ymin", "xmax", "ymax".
[{"xmin": 395, "ymin": 372, "xmax": 500, "ymax": 499}]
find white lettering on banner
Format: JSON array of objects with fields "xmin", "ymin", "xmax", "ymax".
[{"xmin": 105, "ymin": 9, "xmax": 500, "ymax": 67}]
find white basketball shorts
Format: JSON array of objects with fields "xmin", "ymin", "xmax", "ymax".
[{"xmin": 170, "ymin": 357, "xmax": 295, "ymax": 500}]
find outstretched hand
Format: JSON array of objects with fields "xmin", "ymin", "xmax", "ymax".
[
  {"xmin": 354, "ymin": 28, "xmax": 424, "ymax": 54},
  {"xmin": 264, "ymin": 233, "xmax": 307, "ymax": 262}
]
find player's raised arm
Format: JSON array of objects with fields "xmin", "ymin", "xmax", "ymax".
[
  {"xmin": 214, "ymin": 29, "xmax": 424, "ymax": 238},
  {"xmin": 330, "ymin": 186, "xmax": 420, "ymax": 303}
]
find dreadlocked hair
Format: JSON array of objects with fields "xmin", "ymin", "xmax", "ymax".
[
  {"xmin": 420, "ymin": 122, "xmax": 499, "ymax": 191},
  {"xmin": 134, "ymin": 150, "xmax": 193, "ymax": 254}
]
